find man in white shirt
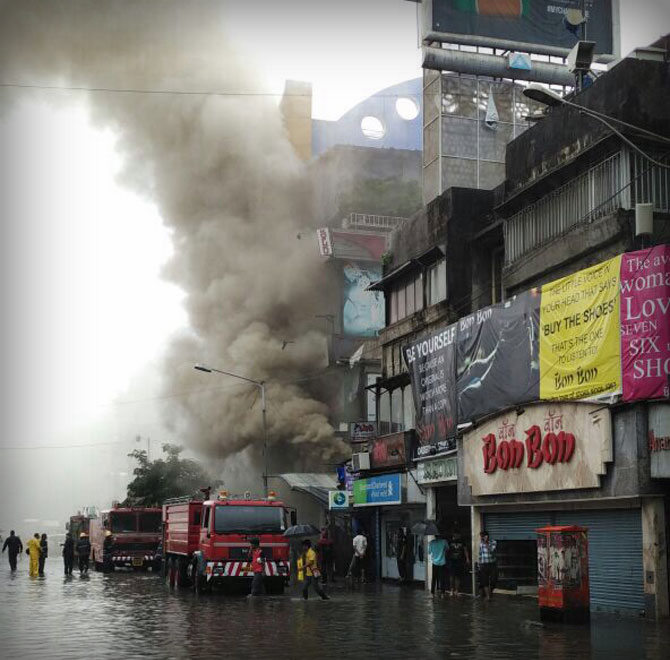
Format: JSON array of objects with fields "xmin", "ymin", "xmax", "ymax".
[{"xmin": 348, "ymin": 531, "xmax": 367, "ymax": 582}]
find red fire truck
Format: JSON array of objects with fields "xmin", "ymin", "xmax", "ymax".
[
  {"xmin": 89, "ymin": 505, "xmax": 162, "ymax": 572},
  {"xmin": 162, "ymin": 491, "xmax": 291, "ymax": 593}
]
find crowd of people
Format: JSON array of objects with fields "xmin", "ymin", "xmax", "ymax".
[
  {"xmin": 429, "ymin": 528, "xmax": 497, "ymax": 600},
  {"xmin": 2, "ymin": 529, "xmax": 93, "ymax": 577}
]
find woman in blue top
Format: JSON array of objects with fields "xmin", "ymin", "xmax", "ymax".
[{"xmin": 428, "ymin": 533, "xmax": 448, "ymax": 596}]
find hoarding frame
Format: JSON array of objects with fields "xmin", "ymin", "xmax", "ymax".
[{"xmin": 420, "ymin": 0, "xmax": 619, "ymax": 61}]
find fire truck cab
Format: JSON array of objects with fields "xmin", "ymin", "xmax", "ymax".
[
  {"xmin": 90, "ymin": 506, "xmax": 162, "ymax": 572},
  {"xmin": 163, "ymin": 491, "xmax": 290, "ymax": 594}
]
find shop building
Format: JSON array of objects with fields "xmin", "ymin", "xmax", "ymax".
[
  {"xmin": 460, "ymin": 402, "xmax": 669, "ymax": 618},
  {"xmin": 350, "ymin": 432, "xmax": 427, "ymax": 582}
]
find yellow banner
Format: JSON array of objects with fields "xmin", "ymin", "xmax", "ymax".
[{"xmin": 539, "ymin": 255, "xmax": 622, "ymax": 400}]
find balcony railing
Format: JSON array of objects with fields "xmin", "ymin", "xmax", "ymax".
[
  {"xmin": 504, "ymin": 147, "xmax": 670, "ymax": 265},
  {"xmin": 342, "ymin": 213, "xmax": 406, "ymax": 232}
]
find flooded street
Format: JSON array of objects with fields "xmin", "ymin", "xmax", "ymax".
[{"xmin": 1, "ymin": 564, "xmax": 668, "ymax": 659}]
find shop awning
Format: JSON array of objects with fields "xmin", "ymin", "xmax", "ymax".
[
  {"xmin": 276, "ymin": 473, "xmax": 337, "ymax": 506},
  {"xmin": 366, "ymin": 245, "xmax": 444, "ymax": 291}
]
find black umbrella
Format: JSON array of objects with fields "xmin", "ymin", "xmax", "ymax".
[
  {"xmin": 411, "ymin": 520, "xmax": 440, "ymax": 536},
  {"xmin": 411, "ymin": 521, "xmax": 428, "ymax": 535},
  {"xmin": 283, "ymin": 524, "xmax": 320, "ymax": 539}
]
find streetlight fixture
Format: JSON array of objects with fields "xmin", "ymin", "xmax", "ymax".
[
  {"xmin": 194, "ymin": 364, "xmax": 269, "ymax": 497},
  {"xmin": 522, "ymin": 83, "xmax": 670, "ymax": 167}
]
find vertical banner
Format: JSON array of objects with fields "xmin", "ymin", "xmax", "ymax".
[
  {"xmin": 403, "ymin": 325, "xmax": 458, "ymax": 457},
  {"xmin": 620, "ymin": 245, "xmax": 670, "ymax": 401},
  {"xmin": 457, "ymin": 290, "xmax": 540, "ymax": 422},
  {"xmin": 539, "ymin": 255, "xmax": 622, "ymax": 400}
]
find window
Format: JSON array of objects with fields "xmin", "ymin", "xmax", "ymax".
[
  {"xmin": 428, "ymin": 258, "xmax": 447, "ymax": 306},
  {"xmin": 397, "ymin": 283, "xmax": 406, "ymax": 319},
  {"xmin": 110, "ymin": 513, "xmax": 137, "ymax": 533},
  {"xmin": 391, "ymin": 388, "xmax": 403, "ymax": 432},
  {"xmin": 403, "ymin": 385, "xmax": 415, "ymax": 430},
  {"xmin": 390, "ymin": 289, "xmax": 398, "ymax": 324},
  {"xmin": 405, "ymin": 279, "xmax": 415, "ymax": 316},
  {"xmin": 214, "ymin": 506, "xmax": 284, "ymax": 534},
  {"xmin": 193, "ymin": 510, "xmax": 201, "ymax": 526},
  {"xmin": 138, "ymin": 512, "xmax": 161, "ymax": 533},
  {"xmin": 202, "ymin": 506, "xmax": 210, "ymax": 530},
  {"xmin": 388, "ymin": 272, "xmax": 423, "ymax": 325},
  {"xmin": 379, "ymin": 390, "xmax": 391, "ymax": 436},
  {"xmin": 415, "ymin": 273, "xmax": 424, "ymax": 311}
]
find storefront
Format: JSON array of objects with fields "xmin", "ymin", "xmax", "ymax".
[
  {"xmin": 353, "ymin": 470, "xmax": 426, "ymax": 582},
  {"xmin": 459, "ymin": 402, "xmax": 669, "ymax": 618}
]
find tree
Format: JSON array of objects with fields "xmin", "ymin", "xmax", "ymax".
[
  {"xmin": 337, "ymin": 177, "xmax": 422, "ymax": 220},
  {"xmin": 124, "ymin": 443, "xmax": 218, "ymax": 507}
]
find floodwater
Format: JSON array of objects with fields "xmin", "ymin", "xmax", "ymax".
[{"xmin": 1, "ymin": 561, "xmax": 668, "ymax": 659}]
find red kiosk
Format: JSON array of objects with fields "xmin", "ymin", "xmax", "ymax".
[{"xmin": 536, "ymin": 525, "xmax": 590, "ymax": 623}]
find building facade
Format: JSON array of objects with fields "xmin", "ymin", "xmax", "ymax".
[{"xmin": 368, "ymin": 51, "xmax": 670, "ymax": 617}]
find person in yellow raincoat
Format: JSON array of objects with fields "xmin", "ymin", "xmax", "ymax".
[
  {"xmin": 27, "ymin": 533, "xmax": 41, "ymax": 577},
  {"xmin": 297, "ymin": 540, "xmax": 329, "ymax": 600}
]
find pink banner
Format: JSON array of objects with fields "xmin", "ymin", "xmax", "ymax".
[{"xmin": 620, "ymin": 245, "xmax": 670, "ymax": 401}]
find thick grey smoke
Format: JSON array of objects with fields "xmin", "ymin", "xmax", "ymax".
[{"xmin": 1, "ymin": 0, "xmax": 347, "ymax": 472}]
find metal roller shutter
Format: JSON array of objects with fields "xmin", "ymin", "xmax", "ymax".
[
  {"xmin": 554, "ymin": 509, "xmax": 645, "ymax": 614},
  {"xmin": 484, "ymin": 509, "xmax": 645, "ymax": 614},
  {"xmin": 484, "ymin": 512, "xmax": 555, "ymax": 541}
]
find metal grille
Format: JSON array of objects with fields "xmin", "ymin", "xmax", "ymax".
[
  {"xmin": 342, "ymin": 213, "xmax": 406, "ymax": 232},
  {"xmin": 504, "ymin": 147, "xmax": 670, "ymax": 265},
  {"xmin": 484, "ymin": 509, "xmax": 645, "ymax": 614}
]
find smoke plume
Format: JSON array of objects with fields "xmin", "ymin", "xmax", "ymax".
[{"xmin": 1, "ymin": 1, "xmax": 347, "ymax": 473}]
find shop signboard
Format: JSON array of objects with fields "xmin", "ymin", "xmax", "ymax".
[
  {"xmin": 403, "ymin": 324, "xmax": 458, "ymax": 458},
  {"xmin": 328, "ymin": 490, "xmax": 350, "ymax": 510},
  {"xmin": 462, "ymin": 403, "xmax": 612, "ymax": 496},
  {"xmin": 539, "ymin": 255, "xmax": 622, "ymax": 402},
  {"xmin": 370, "ymin": 432, "xmax": 408, "ymax": 470},
  {"xmin": 350, "ymin": 421, "xmax": 376, "ymax": 442},
  {"xmin": 457, "ymin": 290, "xmax": 540, "ymax": 423},
  {"xmin": 316, "ymin": 228, "xmax": 332, "ymax": 256},
  {"xmin": 402, "ymin": 246, "xmax": 668, "ymax": 437},
  {"xmin": 649, "ymin": 404, "xmax": 670, "ymax": 479},
  {"xmin": 417, "ymin": 456, "xmax": 458, "ymax": 484},
  {"xmin": 353, "ymin": 473, "xmax": 402, "ymax": 507},
  {"xmin": 428, "ymin": 0, "xmax": 617, "ymax": 56},
  {"xmin": 620, "ymin": 245, "xmax": 670, "ymax": 401}
]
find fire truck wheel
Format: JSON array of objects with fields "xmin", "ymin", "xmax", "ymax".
[{"xmin": 175, "ymin": 557, "xmax": 191, "ymax": 588}]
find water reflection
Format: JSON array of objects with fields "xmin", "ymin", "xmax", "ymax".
[{"xmin": 0, "ymin": 569, "xmax": 667, "ymax": 659}]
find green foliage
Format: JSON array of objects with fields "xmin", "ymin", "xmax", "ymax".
[
  {"xmin": 124, "ymin": 443, "xmax": 218, "ymax": 507},
  {"xmin": 338, "ymin": 177, "xmax": 422, "ymax": 219}
]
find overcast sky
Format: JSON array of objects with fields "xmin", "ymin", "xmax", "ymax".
[{"xmin": 0, "ymin": 0, "xmax": 668, "ymax": 532}]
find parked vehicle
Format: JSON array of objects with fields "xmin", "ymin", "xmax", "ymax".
[
  {"xmin": 89, "ymin": 506, "xmax": 162, "ymax": 572},
  {"xmin": 67, "ymin": 510, "xmax": 97, "ymax": 559},
  {"xmin": 163, "ymin": 491, "xmax": 290, "ymax": 593}
]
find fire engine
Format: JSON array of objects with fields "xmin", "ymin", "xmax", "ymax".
[
  {"xmin": 89, "ymin": 505, "xmax": 162, "ymax": 571},
  {"xmin": 162, "ymin": 490, "xmax": 291, "ymax": 593}
]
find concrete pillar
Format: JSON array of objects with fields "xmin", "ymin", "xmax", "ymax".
[
  {"xmin": 425, "ymin": 487, "xmax": 436, "ymax": 592},
  {"xmin": 642, "ymin": 498, "xmax": 669, "ymax": 618},
  {"xmin": 471, "ymin": 506, "xmax": 482, "ymax": 595}
]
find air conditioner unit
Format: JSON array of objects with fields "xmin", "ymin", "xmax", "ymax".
[{"xmin": 352, "ymin": 452, "xmax": 370, "ymax": 471}]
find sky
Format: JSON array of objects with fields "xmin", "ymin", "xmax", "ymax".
[{"xmin": 0, "ymin": 0, "xmax": 668, "ymax": 534}]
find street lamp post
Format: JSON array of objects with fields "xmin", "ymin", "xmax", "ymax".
[{"xmin": 194, "ymin": 364, "xmax": 269, "ymax": 497}]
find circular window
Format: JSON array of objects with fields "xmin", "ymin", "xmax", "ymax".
[
  {"xmin": 361, "ymin": 116, "xmax": 386, "ymax": 140},
  {"xmin": 395, "ymin": 97, "xmax": 419, "ymax": 120}
]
